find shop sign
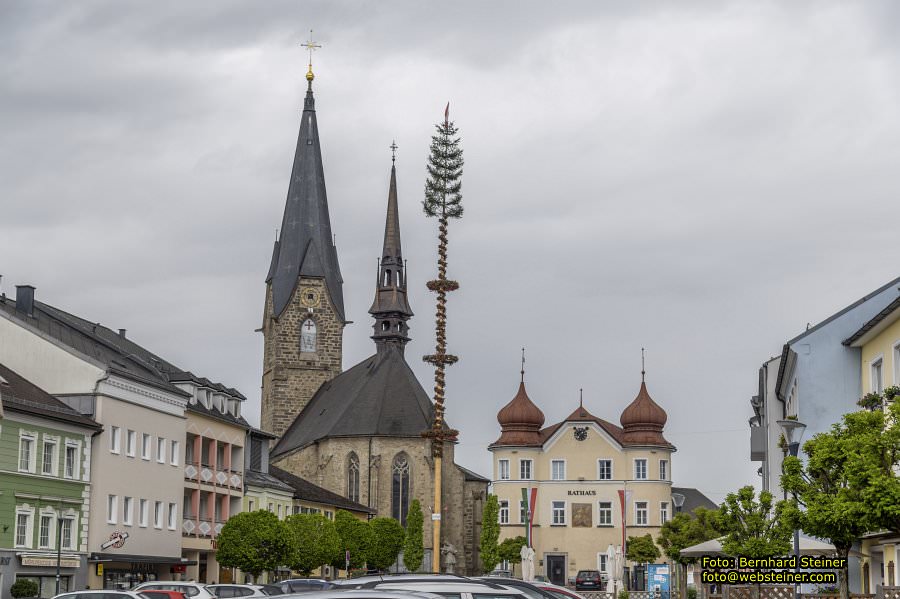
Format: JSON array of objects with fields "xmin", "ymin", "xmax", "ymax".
[
  {"xmin": 97, "ymin": 564, "xmax": 104, "ymax": 576},
  {"xmin": 100, "ymin": 531, "xmax": 129, "ymax": 550},
  {"xmin": 21, "ymin": 557, "xmax": 80, "ymax": 568},
  {"xmin": 567, "ymin": 490, "xmax": 597, "ymax": 496}
]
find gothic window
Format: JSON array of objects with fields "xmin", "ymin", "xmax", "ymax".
[
  {"xmin": 347, "ymin": 453, "xmax": 360, "ymax": 503},
  {"xmin": 391, "ymin": 453, "xmax": 411, "ymax": 526},
  {"xmin": 300, "ymin": 318, "xmax": 317, "ymax": 353}
]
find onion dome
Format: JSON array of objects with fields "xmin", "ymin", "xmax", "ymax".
[
  {"xmin": 494, "ymin": 382, "xmax": 546, "ymax": 446},
  {"xmin": 619, "ymin": 381, "xmax": 668, "ymax": 445}
]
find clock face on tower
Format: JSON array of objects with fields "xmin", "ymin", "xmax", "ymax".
[
  {"xmin": 300, "ymin": 287, "xmax": 320, "ymax": 308},
  {"xmin": 574, "ymin": 427, "xmax": 588, "ymax": 441}
]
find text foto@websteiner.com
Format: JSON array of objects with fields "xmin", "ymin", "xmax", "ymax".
[{"xmin": 699, "ymin": 556, "xmax": 845, "ymax": 585}]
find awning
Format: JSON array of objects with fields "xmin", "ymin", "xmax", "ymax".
[
  {"xmin": 680, "ymin": 536, "xmax": 836, "ymax": 558},
  {"xmin": 88, "ymin": 553, "xmax": 197, "ymax": 565}
]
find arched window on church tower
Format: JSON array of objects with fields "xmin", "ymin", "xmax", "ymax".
[
  {"xmin": 300, "ymin": 318, "xmax": 317, "ymax": 353},
  {"xmin": 347, "ymin": 453, "xmax": 360, "ymax": 503},
  {"xmin": 391, "ymin": 453, "xmax": 410, "ymax": 525}
]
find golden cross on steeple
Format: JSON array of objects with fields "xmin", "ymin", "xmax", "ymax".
[{"xmin": 302, "ymin": 30, "xmax": 322, "ymax": 83}]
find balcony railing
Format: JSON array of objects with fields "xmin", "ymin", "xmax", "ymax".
[{"xmin": 185, "ymin": 463, "xmax": 243, "ymax": 491}]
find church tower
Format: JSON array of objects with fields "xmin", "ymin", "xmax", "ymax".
[
  {"xmin": 369, "ymin": 156, "xmax": 414, "ymax": 353},
  {"xmin": 261, "ymin": 65, "xmax": 345, "ymax": 439}
]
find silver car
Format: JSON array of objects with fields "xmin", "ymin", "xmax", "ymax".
[{"xmin": 54, "ymin": 592, "xmax": 150, "ymax": 599}]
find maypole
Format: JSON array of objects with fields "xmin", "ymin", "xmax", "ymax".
[{"xmin": 422, "ymin": 103, "xmax": 463, "ymax": 572}]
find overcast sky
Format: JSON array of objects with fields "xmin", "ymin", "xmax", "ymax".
[{"xmin": 3, "ymin": 1, "xmax": 900, "ymax": 503}]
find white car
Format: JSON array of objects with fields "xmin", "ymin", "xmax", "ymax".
[
  {"xmin": 134, "ymin": 582, "xmax": 216, "ymax": 599},
  {"xmin": 54, "ymin": 592, "xmax": 149, "ymax": 599},
  {"xmin": 350, "ymin": 580, "xmax": 529, "ymax": 599},
  {"xmin": 280, "ymin": 591, "xmax": 443, "ymax": 599}
]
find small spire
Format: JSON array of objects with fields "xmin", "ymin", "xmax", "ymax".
[
  {"xmin": 579, "ymin": 388, "xmax": 583, "ymax": 408},
  {"xmin": 641, "ymin": 347, "xmax": 646, "ymax": 382},
  {"xmin": 520, "ymin": 347, "xmax": 526, "ymax": 383},
  {"xmin": 302, "ymin": 30, "xmax": 322, "ymax": 88},
  {"xmin": 390, "ymin": 140, "xmax": 398, "ymax": 165}
]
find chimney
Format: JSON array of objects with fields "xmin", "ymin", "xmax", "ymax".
[
  {"xmin": 118, "ymin": 329, "xmax": 127, "ymax": 339},
  {"xmin": 15, "ymin": 285, "xmax": 35, "ymax": 317}
]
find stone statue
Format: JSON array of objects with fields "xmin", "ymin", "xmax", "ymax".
[
  {"xmin": 441, "ymin": 542, "xmax": 458, "ymax": 574},
  {"xmin": 520, "ymin": 545, "xmax": 536, "ymax": 582}
]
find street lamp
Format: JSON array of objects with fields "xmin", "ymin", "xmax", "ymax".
[
  {"xmin": 671, "ymin": 493, "xmax": 685, "ymax": 514},
  {"xmin": 777, "ymin": 419, "xmax": 807, "ymax": 599}
]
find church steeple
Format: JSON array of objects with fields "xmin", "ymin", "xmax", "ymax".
[
  {"xmin": 369, "ymin": 156, "xmax": 413, "ymax": 351},
  {"xmin": 266, "ymin": 73, "xmax": 345, "ymax": 321}
]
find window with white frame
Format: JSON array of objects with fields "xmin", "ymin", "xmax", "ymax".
[
  {"xmin": 634, "ymin": 459, "xmax": 648, "ymax": 480},
  {"xmin": 519, "ymin": 459, "xmax": 533, "ymax": 480},
  {"xmin": 60, "ymin": 517, "xmax": 74, "ymax": 550},
  {"xmin": 42, "ymin": 439, "xmax": 57, "ymax": 475},
  {"xmin": 110, "ymin": 426, "xmax": 121, "ymax": 454},
  {"xmin": 168, "ymin": 503, "xmax": 178, "ymax": 530},
  {"xmin": 64, "ymin": 442, "xmax": 79, "ymax": 479},
  {"xmin": 123, "ymin": 497, "xmax": 133, "ymax": 526},
  {"xmin": 551, "ymin": 459, "xmax": 566, "ymax": 481},
  {"xmin": 598, "ymin": 459, "xmax": 612, "ymax": 480},
  {"xmin": 498, "ymin": 459, "xmax": 510, "ymax": 480},
  {"xmin": 107, "ymin": 495, "xmax": 118, "ymax": 524},
  {"xmin": 598, "ymin": 501, "xmax": 613, "ymax": 525},
  {"xmin": 551, "ymin": 501, "xmax": 566, "ymax": 525},
  {"xmin": 872, "ymin": 358, "xmax": 884, "ymax": 394},
  {"xmin": 171, "ymin": 440, "xmax": 180, "ymax": 466},
  {"xmin": 38, "ymin": 514, "xmax": 53, "ymax": 548},
  {"xmin": 660, "ymin": 501, "xmax": 669, "ymax": 524},
  {"xmin": 154, "ymin": 501, "xmax": 163, "ymax": 528},
  {"xmin": 659, "ymin": 459, "xmax": 668, "ymax": 481},
  {"xmin": 157, "ymin": 437, "xmax": 166, "ymax": 463},
  {"xmin": 126, "ymin": 430, "xmax": 136, "ymax": 457},
  {"xmin": 142, "ymin": 433, "xmax": 151, "ymax": 460},
  {"xmin": 15, "ymin": 511, "xmax": 32, "ymax": 547},
  {"xmin": 635, "ymin": 501, "xmax": 648, "ymax": 525},
  {"xmin": 19, "ymin": 434, "xmax": 36, "ymax": 472},
  {"xmin": 598, "ymin": 553, "xmax": 608, "ymax": 573},
  {"xmin": 139, "ymin": 499, "xmax": 148, "ymax": 527},
  {"xmin": 499, "ymin": 500, "xmax": 509, "ymax": 524}
]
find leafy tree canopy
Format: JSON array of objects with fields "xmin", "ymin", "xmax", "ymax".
[
  {"xmin": 369, "ymin": 517, "xmax": 407, "ymax": 571},
  {"xmin": 626, "ymin": 534, "xmax": 661, "ymax": 564},
  {"xmin": 480, "ymin": 495, "xmax": 501, "ymax": 573},
  {"xmin": 332, "ymin": 510, "xmax": 375, "ymax": 570},
  {"xmin": 658, "ymin": 508, "xmax": 722, "ymax": 565},
  {"xmin": 717, "ymin": 486, "xmax": 792, "ymax": 558},
  {"xmin": 216, "ymin": 510, "xmax": 296, "ymax": 578},
  {"xmin": 403, "ymin": 500, "xmax": 425, "ymax": 573},
  {"xmin": 285, "ymin": 512, "xmax": 342, "ymax": 576},
  {"xmin": 499, "ymin": 536, "xmax": 528, "ymax": 564}
]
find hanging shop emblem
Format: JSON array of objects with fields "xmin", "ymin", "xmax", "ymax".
[{"xmin": 100, "ymin": 531, "xmax": 129, "ymax": 550}]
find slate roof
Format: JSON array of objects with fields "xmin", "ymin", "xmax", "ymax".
[
  {"xmin": 244, "ymin": 468, "xmax": 295, "ymax": 493},
  {"xmin": 0, "ymin": 362, "xmax": 101, "ymax": 430},
  {"xmin": 671, "ymin": 487, "xmax": 719, "ymax": 513},
  {"xmin": 271, "ymin": 343, "xmax": 439, "ymax": 459},
  {"xmin": 457, "ymin": 464, "xmax": 490, "ymax": 483},
  {"xmin": 0, "ymin": 294, "xmax": 249, "ymax": 428},
  {"xmin": 267, "ymin": 81, "xmax": 345, "ymax": 321},
  {"xmin": 842, "ymin": 292, "xmax": 900, "ymax": 346},
  {"xmin": 270, "ymin": 466, "xmax": 375, "ymax": 514}
]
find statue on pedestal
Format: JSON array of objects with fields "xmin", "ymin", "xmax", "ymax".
[
  {"xmin": 521, "ymin": 545, "xmax": 536, "ymax": 582},
  {"xmin": 441, "ymin": 542, "xmax": 458, "ymax": 574}
]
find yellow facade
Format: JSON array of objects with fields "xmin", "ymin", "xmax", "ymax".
[
  {"xmin": 859, "ymin": 315, "xmax": 900, "ymax": 395},
  {"xmin": 492, "ymin": 415, "xmax": 674, "ymax": 584}
]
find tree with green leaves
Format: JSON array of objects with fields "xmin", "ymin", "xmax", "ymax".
[
  {"xmin": 717, "ymin": 486, "xmax": 793, "ymax": 558},
  {"xmin": 658, "ymin": 508, "xmax": 722, "ymax": 599},
  {"xmin": 480, "ymin": 494, "xmax": 501, "ymax": 573},
  {"xmin": 285, "ymin": 512, "xmax": 342, "ymax": 576},
  {"xmin": 782, "ymin": 397, "xmax": 900, "ymax": 599},
  {"xmin": 403, "ymin": 499, "xmax": 425, "ymax": 572},
  {"xmin": 626, "ymin": 533, "xmax": 661, "ymax": 564},
  {"xmin": 10, "ymin": 579, "xmax": 39, "ymax": 599},
  {"xmin": 369, "ymin": 517, "xmax": 407, "ymax": 571},
  {"xmin": 216, "ymin": 510, "xmax": 296, "ymax": 582},
  {"xmin": 498, "ymin": 536, "xmax": 527, "ymax": 576},
  {"xmin": 332, "ymin": 510, "xmax": 375, "ymax": 572}
]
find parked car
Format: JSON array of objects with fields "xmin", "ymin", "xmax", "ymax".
[
  {"xmin": 534, "ymin": 584, "xmax": 586, "ymax": 599},
  {"xmin": 139, "ymin": 591, "xmax": 187, "ymax": 599},
  {"xmin": 574, "ymin": 571, "xmax": 605, "ymax": 592},
  {"xmin": 277, "ymin": 591, "xmax": 442, "ymax": 599},
  {"xmin": 277, "ymin": 579, "xmax": 335, "ymax": 594},
  {"xmin": 350, "ymin": 579, "xmax": 529, "ymax": 599},
  {"xmin": 335, "ymin": 574, "xmax": 468, "ymax": 588},
  {"xmin": 250, "ymin": 585, "xmax": 284, "ymax": 596},
  {"xmin": 134, "ymin": 582, "xmax": 216, "ymax": 599},
  {"xmin": 54, "ymin": 592, "xmax": 152, "ymax": 599},
  {"xmin": 208, "ymin": 585, "xmax": 272, "ymax": 598},
  {"xmin": 474, "ymin": 577, "xmax": 559, "ymax": 599}
]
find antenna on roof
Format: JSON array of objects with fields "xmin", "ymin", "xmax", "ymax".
[
  {"xmin": 579, "ymin": 388, "xmax": 583, "ymax": 408},
  {"xmin": 641, "ymin": 347, "xmax": 646, "ymax": 382}
]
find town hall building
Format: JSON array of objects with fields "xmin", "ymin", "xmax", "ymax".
[{"xmin": 259, "ymin": 65, "xmax": 488, "ymax": 574}]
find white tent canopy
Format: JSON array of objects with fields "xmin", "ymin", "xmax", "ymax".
[{"xmin": 680, "ymin": 536, "xmax": 836, "ymax": 558}]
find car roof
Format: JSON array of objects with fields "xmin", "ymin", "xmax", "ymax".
[
  {"xmin": 56, "ymin": 593, "xmax": 143, "ymax": 596},
  {"xmin": 368, "ymin": 582, "xmax": 523, "ymax": 594},
  {"xmin": 138, "ymin": 583, "xmax": 203, "ymax": 587},
  {"xmin": 279, "ymin": 591, "xmax": 443, "ymax": 599}
]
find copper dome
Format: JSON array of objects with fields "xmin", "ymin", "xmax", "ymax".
[
  {"xmin": 494, "ymin": 382, "xmax": 545, "ymax": 446},
  {"xmin": 619, "ymin": 381, "xmax": 669, "ymax": 445}
]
